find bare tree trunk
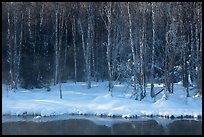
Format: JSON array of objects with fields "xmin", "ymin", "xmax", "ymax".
[
  {"xmin": 194, "ymin": 3, "xmax": 202, "ymax": 95},
  {"xmin": 39, "ymin": 3, "xmax": 44, "ymax": 32},
  {"xmin": 143, "ymin": 32, "xmax": 147, "ymax": 98},
  {"xmin": 91, "ymin": 11, "xmax": 95, "ymax": 81},
  {"xmin": 7, "ymin": 3, "xmax": 14, "ymax": 91},
  {"xmin": 178, "ymin": 4, "xmax": 190, "ymax": 97},
  {"xmin": 59, "ymin": 83, "xmax": 62, "ymax": 99},
  {"xmin": 139, "ymin": 4, "xmax": 146, "ymax": 101},
  {"xmin": 127, "ymin": 2, "xmax": 138, "ymax": 99},
  {"xmin": 36, "ymin": 3, "xmax": 44, "ymax": 86},
  {"xmin": 72, "ymin": 15, "xmax": 77, "ymax": 84},
  {"xmin": 16, "ymin": 10, "xmax": 23, "ymax": 90},
  {"xmin": 165, "ymin": 20, "xmax": 178, "ymax": 97},
  {"xmin": 92, "ymin": 44, "xmax": 95, "ymax": 81},
  {"xmin": 107, "ymin": 28, "xmax": 113, "ymax": 95},
  {"xmin": 198, "ymin": 16, "xmax": 202, "ymax": 95},
  {"xmin": 58, "ymin": 8, "xmax": 64, "ymax": 98},
  {"xmin": 87, "ymin": 2, "xmax": 94, "ymax": 89},
  {"xmin": 28, "ymin": 7, "xmax": 32, "ymax": 41},
  {"xmin": 12, "ymin": 8, "xmax": 18, "ymax": 91},
  {"xmin": 64, "ymin": 23, "xmax": 68, "ymax": 79},
  {"xmin": 164, "ymin": 3, "xmax": 171, "ymax": 99},
  {"xmin": 101, "ymin": 2, "xmax": 114, "ymax": 94},
  {"xmin": 59, "ymin": 65, "xmax": 62, "ymax": 99},
  {"xmin": 78, "ymin": 17, "xmax": 87, "ymax": 76},
  {"xmin": 87, "ymin": 46, "xmax": 91, "ymax": 88},
  {"xmin": 54, "ymin": 4, "xmax": 59, "ymax": 85},
  {"xmin": 95, "ymin": 36, "xmax": 99, "ymax": 82},
  {"xmin": 150, "ymin": 2, "xmax": 155, "ymax": 98},
  {"xmin": 77, "ymin": 3, "xmax": 93, "ymax": 89},
  {"xmin": 106, "ymin": 3, "xmax": 113, "ymax": 95},
  {"xmin": 164, "ymin": 37, "xmax": 170, "ymax": 98}
]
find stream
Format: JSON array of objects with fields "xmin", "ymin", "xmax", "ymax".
[{"xmin": 2, "ymin": 114, "xmax": 202, "ymax": 135}]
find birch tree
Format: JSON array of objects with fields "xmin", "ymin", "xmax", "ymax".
[
  {"xmin": 58, "ymin": 6, "xmax": 65, "ymax": 98},
  {"xmin": 77, "ymin": 2, "xmax": 93, "ymax": 89},
  {"xmin": 127, "ymin": 2, "xmax": 139, "ymax": 99},
  {"xmin": 139, "ymin": 2, "xmax": 147, "ymax": 100},
  {"xmin": 16, "ymin": 5, "xmax": 23, "ymax": 90},
  {"xmin": 2, "ymin": 2, "xmax": 202, "ymax": 97},
  {"xmin": 195, "ymin": 2, "xmax": 202, "ymax": 96},
  {"xmin": 150, "ymin": 2, "xmax": 155, "ymax": 99},
  {"xmin": 54, "ymin": 3, "xmax": 59, "ymax": 85},
  {"xmin": 178, "ymin": 3, "xmax": 190, "ymax": 97},
  {"xmin": 72, "ymin": 15, "xmax": 77, "ymax": 83},
  {"xmin": 102, "ymin": 2, "xmax": 114, "ymax": 95},
  {"xmin": 7, "ymin": 2, "xmax": 14, "ymax": 91},
  {"xmin": 165, "ymin": 3, "xmax": 178, "ymax": 95},
  {"xmin": 86, "ymin": 2, "xmax": 94, "ymax": 89}
]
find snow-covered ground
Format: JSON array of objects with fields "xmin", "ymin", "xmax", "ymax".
[{"xmin": 2, "ymin": 81, "xmax": 202, "ymax": 118}]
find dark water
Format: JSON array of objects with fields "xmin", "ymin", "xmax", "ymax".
[{"xmin": 2, "ymin": 115, "xmax": 202, "ymax": 135}]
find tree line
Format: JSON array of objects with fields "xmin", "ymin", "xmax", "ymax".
[{"xmin": 2, "ymin": 2, "xmax": 202, "ymax": 99}]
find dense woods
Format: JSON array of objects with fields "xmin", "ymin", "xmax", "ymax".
[{"xmin": 2, "ymin": 2, "xmax": 202, "ymax": 99}]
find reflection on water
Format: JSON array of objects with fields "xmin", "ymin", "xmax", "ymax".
[
  {"xmin": 167, "ymin": 120, "xmax": 202, "ymax": 135},
  {"xmin": 2, "ymin": 115, "xmax": 202, "ymax": 135}
]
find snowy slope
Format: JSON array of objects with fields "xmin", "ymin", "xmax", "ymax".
[{"xmin": 2, "ymin": 81, "xmax": 202, "ymax": 118}]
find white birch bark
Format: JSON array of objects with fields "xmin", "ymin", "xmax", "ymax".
[
  {"xmin": 7, "ymin": 3, "xmax": 14, "ymax": 91},
  {"xmin": 104, "ymin": 2, "xmax": 113, "ymax": 95},
  {"xmin": 127, "ymin": 2, "xmax": 138, "ymax": 99},
  {"xmin": 54, "ymin": 4, "xmax": 59, "ymax": 85}
]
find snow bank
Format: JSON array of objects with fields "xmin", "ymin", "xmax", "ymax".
[{"xmin": 2, "ymin": 81, "xmax": 202, "ymax": 118}]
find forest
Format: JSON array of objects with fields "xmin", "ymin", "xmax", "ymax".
[{"xmin": 2, "ymin": 2, "xmax": 202, "ymax": 100}]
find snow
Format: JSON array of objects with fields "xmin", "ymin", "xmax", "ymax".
[{"xmin": 2, "ymin": 81, "xmax": 202, "ymax": 118}]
